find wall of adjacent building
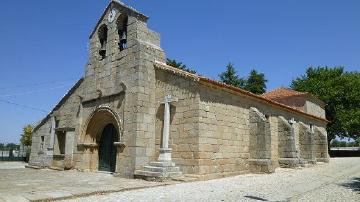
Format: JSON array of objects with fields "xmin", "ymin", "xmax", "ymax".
[
  {"xmin": 305, "ymin": 100, "xmax": 326, "ymax": 119},
  {"xmin": 29, "ymin": 121, "xmax": 52, "ymax": 167}
]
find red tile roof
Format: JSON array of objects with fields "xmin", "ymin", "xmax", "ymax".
[
  {"xmin": 262, "ymin": 87, "xmax": 326, "ymax": 107},
  {"xmin": 262, "ymin": 87, "xmax": 307, "ymax": 100}
]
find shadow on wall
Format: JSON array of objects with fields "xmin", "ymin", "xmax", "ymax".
[{"xmin": 340, "ymin": 177, "xmax": 360, "ymax": 194}]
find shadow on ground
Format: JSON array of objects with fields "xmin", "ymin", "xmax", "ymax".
[
  {"xmin": 340, "ymin": 177, "xmax": 360, "ymax": 193},
  {"xmin": 244, "ymin": 195, "xmax": 268, "ymax": 201}
]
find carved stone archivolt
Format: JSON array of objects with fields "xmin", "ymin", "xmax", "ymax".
[{"xmin": 80, "ymin": 106, "xmax": 123, "ymax": 147}]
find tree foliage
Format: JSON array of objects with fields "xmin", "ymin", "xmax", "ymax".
[
  {"xmin": 356, "ymin": 138, "xmax": 360, "ymax": 147},
  {"xmin": 291, "ymin": 66, "xmax": 360, "ymax": 143},
  {"xmin": 219, "ymin": 63, "xmax": 246, "ymax": 88},
  {"xmin": 244, "ymin": 69, "xmax": 267, "ymax": 94},
  {"xmin": 219, "ymin": 63, "xmax": 267, "ymax": 94},
  {"xmin": 20, "ymin": 124, "xmax": 33, "ymax": 146},
  {"xmin": 166, "ymin": 58, "xmax": 196, "ymax": 74}
]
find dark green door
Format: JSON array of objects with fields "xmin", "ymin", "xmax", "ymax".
[{"xmin": 98, "ymin": 124, "xmax": 118, "ymax": 172}]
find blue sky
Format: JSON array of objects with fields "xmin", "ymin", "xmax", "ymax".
[{"xmin": 0, "ymin": 0, "xmax": 359, "ymax": 143}]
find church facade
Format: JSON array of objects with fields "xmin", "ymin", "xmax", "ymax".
[{"xmin": 29, "ymin": 1, "xmax": 329, "ymax": 180}]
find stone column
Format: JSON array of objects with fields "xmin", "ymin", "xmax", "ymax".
[
  {"xmin": 47, "ymin": 116, "xmax": 56, "ymax": 156},
  {"xmin": 158, "ymin": 95, "xmax": 178, "ymax": 162}
]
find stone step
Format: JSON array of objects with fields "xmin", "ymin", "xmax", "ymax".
[
  {"xmin": 134, "ymin": 170, "xmax": 182, "ymax": 178},
  {"xmin": 143, "ymin": 165, "xmax": 180, "ymax": 173},
  {"xmin": 149, "ymin": 161, "xmax": 175, "ymax": 167}
]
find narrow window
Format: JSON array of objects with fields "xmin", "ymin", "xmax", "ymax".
[
  {"xmin": 117, "ymin": 15, "xmax": 128, "ymax": 51},
  {"xmin": 309, "ymin": 124, "xmax": 314, "ymax": 133},
  {"xmin": 56, "ymin": 133, "xmax": 66, "ymax": 155},
  {"xmin": 98, "ymin": 25, "xmax": 108, "ymax": 60},
  {"xmin": 40, "ymin": 136, "xmax": 45, "ymax": 150}
]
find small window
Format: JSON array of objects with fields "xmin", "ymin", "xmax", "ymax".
[
  {"xmin": 309, "ymin": 124, "xmax": 314, "ymax": 133},
  {"xmin": 98, "ymin": 25, "xmax": 108, "ymax": 60}
]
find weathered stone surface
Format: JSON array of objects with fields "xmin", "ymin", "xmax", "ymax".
[{"xmin": 277, "ymin": 116, "xmax": 300, "ymax": 167}]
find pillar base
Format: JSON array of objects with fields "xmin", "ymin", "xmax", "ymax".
[
  {"xmin": 134, "ymin": 161, "xmax": 182, "ymax": 180},
  {"xmin": 316, "ymin": 157, "xmax": 330, "ymax": 163},
  {"xmin": 248, "ymin": 159, "xmax": 275, "ymax": 173},
  {"xmin": 134, "ymin": 148, "xmax": 182, "ymax": 180},
  {"xmin": 158, "ymin": 148, "xmax": 172, "ymax": 162},
  {"xmin": 279, "ymin": 158, "xmax": 300, "ymax": 168}
]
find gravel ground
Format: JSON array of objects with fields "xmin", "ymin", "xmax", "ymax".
[{"xmin": 64, "ymin": 158, "xmax": 360, "ymax": 202}]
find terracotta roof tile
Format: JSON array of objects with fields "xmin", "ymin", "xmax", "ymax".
[{"xmin": 262, "ymin": 87, "xmax": 308, "ymax": 100}]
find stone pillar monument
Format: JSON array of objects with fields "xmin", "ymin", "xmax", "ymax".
[
  {"xmin": 134, "ymin": 95, "xmax": 182, "ymax": 179},
  {"xmin": 158, "ymin": 95, "xmax": 178, "ymax": 162}
]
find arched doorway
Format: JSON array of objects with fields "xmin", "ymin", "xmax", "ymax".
[
  {"xmin": 98, "ymin": 124, "xmax": 118, "ymax": 172},
  {"xmin": 79, "ymin": 107, "xmax": 122, "ymax": 172}
]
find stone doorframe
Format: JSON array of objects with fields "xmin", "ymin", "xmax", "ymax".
[{"xmin": 77, "ymin": 106, "xmax": 124, "ymax": 171}]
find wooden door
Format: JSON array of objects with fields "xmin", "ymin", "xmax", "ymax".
[{"xmin": 98, "ymin": 124, "xmax": 118, "ymax": 172}]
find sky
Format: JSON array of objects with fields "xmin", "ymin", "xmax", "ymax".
[{"xmin": 0, "ymin": 0, "xmax": 359, "ymax": 144}]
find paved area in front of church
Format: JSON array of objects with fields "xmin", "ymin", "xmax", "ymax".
[
  {"xmin": 65, "ymin": 158, "xmax": 360, "ymax": 202},
  {"xmin": 0, "ymin": 163, "xmax": 174, "ymax": 202},
  {"xmin": 1, "ymin": 158, "xmax": 360, "ymax": 202}
]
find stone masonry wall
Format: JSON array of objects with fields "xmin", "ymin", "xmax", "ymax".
[
  {"xmin": 305, "ymin": 100, "xmax": 326, "ymax": 119},
  {"xmin": 29, "ymin": 81, "xmax": 84, "ymax": 168},
  {"xmin": 155, "ymin": 70, "xmax": 200, "ymax": 175},
  {"xmin": 197, "ymin": 86, "xmax": 251, "ymax": 179},
  {"xmin": 314, "ymin": 126, "xmax": 330, "ymax": 162},
  {"xmin": 277, "ymin": 116, "xmax": 300, "ymax": 167},
  {"xmin": 29, "ymin": 121, "xmax": 52, "ymax": 167},
  {"xmin": 298, "ymin": 122, "xmax": 316, "ymax": 164},
  {"xmin": 248, "ymin": 107, "xmax": 273, "ymax": 173}
]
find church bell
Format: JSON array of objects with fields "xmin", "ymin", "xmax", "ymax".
[
  {"xmin": 120, "ymin": 31, "xmax": 127, "ymax": 44},
  {"xmin": 99, "ymin": 42, "xmax": 107, "ymax": 57}
]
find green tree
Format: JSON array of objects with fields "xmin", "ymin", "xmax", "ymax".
[
  {"xmin": 0, "ymin": 143, "xmax": 4, "ymax": 149},
  {"xmin": 291, "ymin": 66, "xmax": 360, "ymax": 146},
  {"xmin": 20, "ymin": 124, "xmax": 33, "ymax": 146},
  {"xmin": 339, "ymin": 141, "xmax": 347, "ymax": 147},
  {"xmin": 6, "ymin": 143, "xmax": 19, "ymax": 150},
  {"xmin": 330, "ymin": 139, "xmax": 340, "ymax": 147},
  {"xmin": 347, "ymin": 142, "xmax": 356, "ymax": 147},
  {"xmin": 356, "ymin": 138, "xmax": 360, "ymax": 147},
  {"xmin": 244, "ymin": 69, "xmax": 267, "ymax": 94},
  {"xmin": 166, "ymin": 58, "xmax": 196, "ymax": 74},
  {"xmin": 219, "ymin": 63, "xmax": 246, "ymax": 88}
]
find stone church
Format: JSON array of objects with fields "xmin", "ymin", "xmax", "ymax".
[{"xmin": 29, "ymin": 1, "xmax": 329, "ymax": 180}]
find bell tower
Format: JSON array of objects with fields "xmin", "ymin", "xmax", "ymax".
[{"xmin": 81, "ymin": 0, "xmax": 165, "ymax": 177}]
